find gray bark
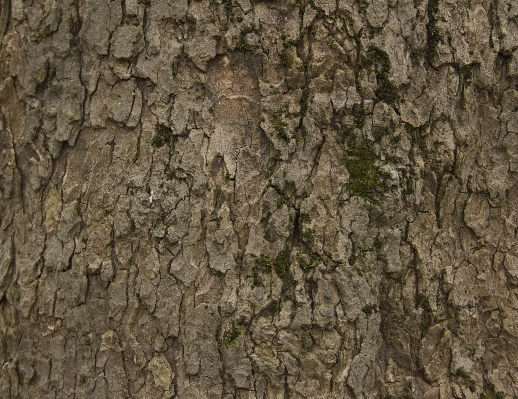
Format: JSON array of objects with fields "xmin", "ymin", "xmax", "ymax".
[{"xmin": 0, "ymin": 0, "xmax": 517, "ymax": 398}]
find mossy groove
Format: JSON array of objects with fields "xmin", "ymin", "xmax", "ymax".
[
  {"xmin": 343, "ymin": 140, "xmax": 390, "ymax": 200},
  {"xmin": 362, "ymin": 46, "xmax": 399, "ymax": 104}
]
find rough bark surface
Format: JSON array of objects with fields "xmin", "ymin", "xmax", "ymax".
[{"xmin": 0, "ymin": 0, "xmax": 517, "ymax": 398}]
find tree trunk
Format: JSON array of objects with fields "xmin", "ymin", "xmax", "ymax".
[{"xmin": 0, "ymin": 0, "xmax": 517, "ymax": 398}]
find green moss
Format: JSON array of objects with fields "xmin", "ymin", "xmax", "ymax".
[
  {"xmin": 343, "ymin": 141, "xmax": 390, "ymax": 200},
  {"xmin": 257, "ymin": 256, "xmax": 273, "ymax": 274},
  {"xmin": 301, "ymin": 87, "xmax": 310, "ymax": 114},
  {"xmin": 280, "ymin": 269, "xmax": 296, "ymax": 302},
  {"xmin": 480, "ymin": 384, "xmax": 505, "ymax": 399},
  {"xmin": 305, "ymin": 276, "xmax": 318, "ymax": 297},
  {"xmin": 299, "ymin": 213, "xmax": 311, "ymax": 225},
  {"xmin": 163, "ymin": 165, "xmax": 179, "ymax": 180},
  {"xmin": 283, "ymin": 181, "xmax": 296, "ymax": 198},
  {"xmin": 298, "ymin": 258, "xmax": 316, "ymax": 272},
  {"xmin": 375, "ymin": 79, "xmax": 399, "ymax": 104},
  {"xmin": 264, "ymin": 223, "xmax": 277, "ymax": 242},
  {"xmin": 152, "ymin": 124, "xmax": 176, "ymax": 148},
  {"xmin": 278, "ymin": 34, "xmax": 295, "ymax": 68},
  {"xmin": 300, "ymin": 332, "xmax": 313, "ymax": 351},
  {"xmin": 280, "ymin": 48, "xmax": 292, "ymax": 68},
  {"xmin": 297, "ymin": 244, "xmax": 319, "ymax": 273},
  {"xmin": 221, "ymin": 327, "xmax": 242, "ymax": 347},
  {"xmin": 301, "ymin": 228, "xmax": 314, "ymax": 247},
  {"xmin": 372, "ymin": 120, "xmax": 396, "ymax": 142},
  {"xmin": 361, "ymin": 46, "xmax": 399, "ymax": 104},
  {"xmin": 236, "ymin": 24, "xmax": 259, "ymax": 50},
  {"xmin": 351, "ymin": 102, "xmax": 367, "ymax": 129},
  {"xmin": 260, "ymin": 301, "xmax": 279, "ymax": 318},
  {"xmin": 295, "ymin": 0, "xmax": 307, "ymax": 14},
  {"xmin": 417, "ymin": 293, "xmax": 436, "ymax": 334},
  {"xmin": 386, "ymin": 391, "xmax": 413, "ymax": 399},
  {"xmin": 453, "ymin": 63, "xmax": 479, "ymax": 95},
  {"xmin": 363, "ymin": 46, "xmax": 391, "ymax": 71},
  {"xmin": 416, "ymin": 293, "xmax": 430, "ymax": 308},
  {"xmin": 273, "ymin": 113, "xmax": 289, "ymax": 142},
  {"xmin": 222, "ymin": 0, "xmax": 233, "ymax": 14},
  {"xmin": 260, "ymin": 203, "xmax": 271, "ymax": 223},
  {"xmin": 399, "ymin": 381, "xmax": 414, "ymax": 399},
  {"xmin": 75, "ymin": 193, "xmax": 83, "ymax": 218},
  {"xmin": 371, "ymin": 126, "xmax": 386, "ymax": 142},
  {"xmin": 255, "ymin": 246, "xmax": 296, "ymax": 303},
  {"xmin": 362, "ymin": 304, "xmax": 378, "ymax": 315},
  {"xmin": 273, "ymin": 248, "xmax": 291, "ymax": 278},
  {"xmin": 261, "ymin": 208, "xmax": 274, "ymax": 242},
  {"xmin": 252, "ymin": 270, "xmax": 262, "ymax": 287},
  {"xmin": 233, "ymin": 251, "xmax": 244, "ymax": 267},
  {"xmin": 456, "ymin": 369, "xmax": 476, "ymax": 392},
  {"xmin": 276, "ymin": 180, "xmax": 297, "ymax": 208},
  {"xmin": 400, "ymin": 169, "xmax": 414, "ymax": 198},
  {"xmin": 426, "ymin": 0, "xmax": 441, "ymax": 59},
  {"xmin": 349, "ymin": 253, "xmax": 356, "ymax": 266},
  {"xmin": 419, "ymin": 311, "xmax": 434, "ymax": 332},
  {"xmin": 297, "ymin": 213, "xmax": 320, "ymax": 273},
  {"xmin": 214, "ymin": 186, "xmax": 224, "ymax": 209}
]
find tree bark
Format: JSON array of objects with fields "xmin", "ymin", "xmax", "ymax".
[{"xmin": 0, "ymin": 0, "xmax": 517, "ymax": 398}]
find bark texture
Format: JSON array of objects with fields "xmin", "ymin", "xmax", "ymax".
[{"xmin": 0, "ymin": 0, "xmax": 518, "ymax": 398}]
